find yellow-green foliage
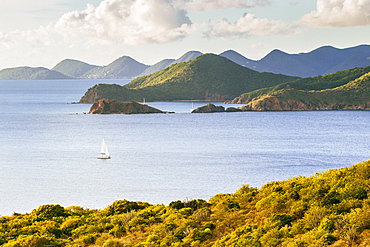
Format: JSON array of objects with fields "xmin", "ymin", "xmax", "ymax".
[
  {"xmin": 1, "ymin": 161, "xmax": 370, "ymax": 246},
  {"xmin": 238, "ymin": 67, "xmax": 370, "ymax": 106}
]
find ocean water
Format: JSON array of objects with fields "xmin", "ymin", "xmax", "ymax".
[{"xmin": 0, "ymin": 79, "xmax": 369, "ymax": 216}]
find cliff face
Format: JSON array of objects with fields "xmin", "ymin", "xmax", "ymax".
[
  {"xmin": 231, "ymin": 96, "xmax": 254, "ymax": 104},
  {"xmin": 89, "ymin": 99, "xmax": 164, "ymax": 114},
  {"xmin": 240, "ymin": 96, "xmax": 370, "ymax": 111},
  {"xmin": 81, "ymin": 89, "xmax": 103, "ymax": 104}
]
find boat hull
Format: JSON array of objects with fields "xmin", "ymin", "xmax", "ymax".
[{"xmin": 97, "ymin": 155, "xmax": 111, "ymax": 159}]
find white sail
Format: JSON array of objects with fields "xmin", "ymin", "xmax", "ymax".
[{"xmin": 98, "ymin": 138, "xmax": 111, "ymax": 159}]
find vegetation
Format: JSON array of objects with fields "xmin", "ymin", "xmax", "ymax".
[
  {"xmin": 243, "ymin": 71, "xmax": 370, "ymax": 111},
  {"xmin": 2, "ymin": 160, "xmax": 370, "ymax": 246},
  {"xmin": 79, "ymin": 54, "xmax": 297, "ymax": 103},
  {"xmin": 235, "ymin": 66, "xmax": 370, "ymax": 103}
]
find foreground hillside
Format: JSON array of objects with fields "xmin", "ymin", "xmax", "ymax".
[
  {"xmin": 239, "ymin": 70, "xmax": 370, "ymax": 111},
  {"xmin": 1, "ymin": 160, "xmax": 370, "ymax": 246},
  {"xmin": 79, "ymin": 54, "xmax": 297, "ymax": 103}
]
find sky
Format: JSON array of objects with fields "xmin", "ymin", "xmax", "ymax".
[{"xmin": 0, "ymin": 0, "xmax": 369, "ymax": 70}]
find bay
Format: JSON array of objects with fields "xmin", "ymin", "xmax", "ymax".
[{"xmin": 0, "ymin": 79, "xmax": 369, "ymax": 216}]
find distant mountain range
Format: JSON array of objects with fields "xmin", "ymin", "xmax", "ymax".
[
  {"xmin": 0, "ymin": 45, "xmax": 369, "ymax": 80},
  {"xmin": 234, "ymin": 45, "xmax": 370, "ymax": 77},
  {"xmin": 0, "ymin": 67, "xmax": 72, "ymax": 80}
]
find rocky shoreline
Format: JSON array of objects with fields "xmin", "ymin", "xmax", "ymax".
[
  {"xmin": 88, "ymin": 99, "xmax": 370, "ymax": 115},
  {"xmin": 239, "ymin": 96, "xmax": 370, "ymax": 111}
]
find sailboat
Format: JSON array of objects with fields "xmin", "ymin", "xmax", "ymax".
[{"xmin": 97, "ymin": 138, "xmax": 111, "ymax": 159}]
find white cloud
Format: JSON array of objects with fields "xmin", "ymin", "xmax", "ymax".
[
  {"xmin": 204, "ymin": 13, "xmax": 296, "ymax": 38},
  {"xmin": 174, "ymin": 0, "xmax": 271, "ymax": 12},
  {"xmin": 0, "ymin": 26, "xmax": 55, "ymax": 49},
  {"xmin": 0, "ymin": 0, "xmax": 278, "ymax": 49},
  {"xmin": 55, "ymin": 0, "xmax": 195, "ymax": 45},
  {"xmin": 300, "ymin": 0, "xmax": 370, "ymax": 27}
]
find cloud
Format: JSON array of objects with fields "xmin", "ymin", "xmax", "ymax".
[
  {"xmin": 174, "ymin": 0, "xmax": 271, "ymax": 12},
  {"xmin": 55, "ymin": 0, "xmax": 195, "ymax": 45},
  {"xmin": 0, "ymin": 26, "xmax": 55, "ymax": 49},
  {"xmin": 204, "ymin": 13, "xmax": 297, "ymax": 38},
  {"xmin": 300, "ymin": 0, "xmax": 370, "ymax": 27}
]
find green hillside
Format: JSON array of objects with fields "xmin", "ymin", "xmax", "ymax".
[
  {"xmin": 273, "ymin": 71, "xmax": 370, "ymax": 103},
  {"xmin": 79, "ymin": 54, "xmax": 297, "ymax": 103},
  {"xmin": 1, "ymin": 160, "xmax": 370, "ymax": 246},
  {"xmin": 241, "ymin": 71, "xmax": 370, "ymax": 111},
  {"xmin": 233, "ymin": 66, "xmax": 370, "ymax": 104}
]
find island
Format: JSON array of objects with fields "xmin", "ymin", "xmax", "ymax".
[
  {"xmin": 88, "ymin": 99, "xmax": 164, "ymax": 114},
  {"xmin": 79, "ymin": 53, "xmax": 370, "ymax": 112},
  {"xmin": 191, "ymin": 103, "xmax": 242, "ymax": 113}
]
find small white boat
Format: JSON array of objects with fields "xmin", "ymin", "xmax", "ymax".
[{"xmin": 98, "ymin": 138, "xmax": 111, "ymax": 159}]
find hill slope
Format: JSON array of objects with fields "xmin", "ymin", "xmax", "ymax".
[
  {"xmin": 1, "ymin": 160, "xmax": 370, "ymax": 246},
  {"xmin": 51, "ymin": 59, "xmax": 99, "ymax": 78},
  {"xmin": 79, "ymin": 54, "xmax": 297, "ymax": 103},
  {"xmin": 81, "ymin": 56, "xmax": 149, "ymax": 79},
  {"xmin": 219, "ymin": 49, "xmax": 254, "ymax": 67},
  {"xmin": 233, "ymin": 66, "xmax": 370, "ymax": 104},
  {"xmin": 219, "ymin": 45, "xmax": 370, "ymax": 78},
  {"xmin": 252, "ymin": 45, "xmax": 370, "ymax": 77},
  {"xmin": 240, "ymin": 70, "xmax": 370, "ymax": 111},
  {"xmin": 138, "ymin": 51, "xmax": 203, "ymax": 77},
  {"xmin": 0, "ymin": 67, "xmax": 72, "ymax": 80}
]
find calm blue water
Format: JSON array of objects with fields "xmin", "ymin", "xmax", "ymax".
[{"xmin": 0, "ymin": 79, "xmax": 369, "ymax": 216}]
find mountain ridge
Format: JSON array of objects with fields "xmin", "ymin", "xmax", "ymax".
[
  {"xmin": 80, "ymin": 56, "xmax": 149, "ymax": 79},
  {"xmin": 137, "ymin": 51, "xmax": 203, "ymax": 77},
  {"xmin": 0, "ymin": 66, "xmax": 72, "ymax": 80},
  {"xmin": 79, "ymin": 54, "xmax": 297, "ymax": 103},
  {"xmin": 52, "ymin": 59, "xmax": 99, "ymax": 78},
  {"xmin": 1, "ymin": 44, "xmax": 369, "ymax": 80}
]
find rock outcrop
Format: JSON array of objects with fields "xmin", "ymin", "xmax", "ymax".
[
  {"xmin": 191, "ymin": 103, "xmax": 225, "ymax": 113},
  {"xmin": 191, "ymin": 103, "xmax": 243, "ymax": 113},
  {"xmin": 225, "ymin": 107, "xmax": 243, "ymax": 112},
  {"xmin": 239, "ymin": 96, "xmax": 370, "ymax": 111},
  {"xmin": 89, "ymin": 99, "xmax": 164, "ymax": 114}
]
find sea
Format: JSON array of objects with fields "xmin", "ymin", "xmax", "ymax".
[{"xmin": 0, "ymin": 79, "xmax": 369, "ymax": 216}]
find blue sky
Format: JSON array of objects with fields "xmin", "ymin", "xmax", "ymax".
[{"xmin": 0, "ymin": 0, "xmax": 369, "ymax": 70}]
